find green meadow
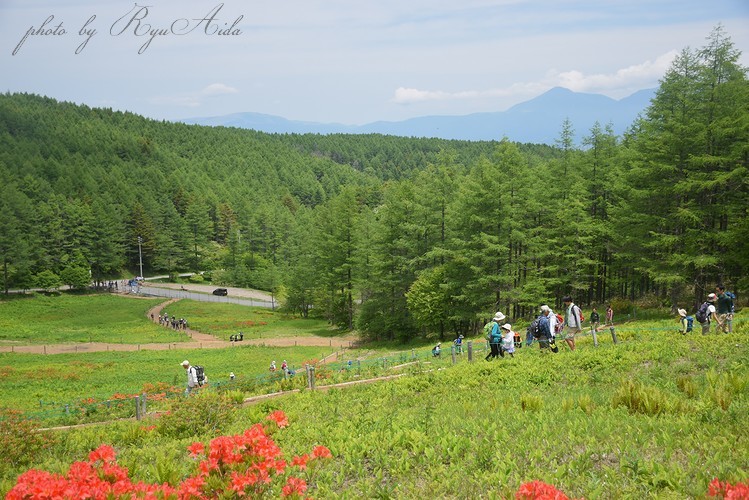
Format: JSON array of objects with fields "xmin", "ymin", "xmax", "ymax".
[
  {"xmin": 1, "ymin": 316, "xmax": 746, "ymax": 498},
  {"xmin": 0, "ymin": 344, "xmax": 330, "ymax": 414},
  {"xmin": 0, "ymin": 293, "xmax": 182, "ymax": 345},
  {"xmin": 163, "ymin": 300, "xmax": 342, "ymax": 341},
  {"xmin": 1, "ymin": 292, "xmax": 747, "ymax": 497}
]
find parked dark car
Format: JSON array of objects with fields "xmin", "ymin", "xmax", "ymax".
[{"xmin": 212, "ymin": 288, "xmax": 228, "ymax": 296}]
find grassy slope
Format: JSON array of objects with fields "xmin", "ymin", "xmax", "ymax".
[
  {"xmin": 0, "ymin": 344, "xmax": 329, "ymax": 413},
  {"xmin": 162, "ymin": 300, "xmax": 343, "ymax": 340},
  {"xmin": 0, "ymin": 293, "xmax": 181, "ymax": 344},
  {"xmin": 3, "ymin": 315, "xmax": 747, "ymax": 498}
]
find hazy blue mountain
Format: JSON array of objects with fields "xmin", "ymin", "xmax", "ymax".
[{"xmin": 181, "ymin": 87, "xmax": 655, "ymax": 144}]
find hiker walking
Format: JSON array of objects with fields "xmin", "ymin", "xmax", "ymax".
[
  {"xmin": 182, "ymin": 360, "xmax": 199, "ymax": 395},
  {"xmin": 562, "ymin": 296, "xmax": 583, "ymax": 351},
  {"xmin": 715, "ymin": 285, "xmax": 734, "ymax": 334},
  {"xmin": 590, "ymin": 307, "xmax": 600, "ymax": 334},
  {"xmin": 677, "ymin": 308, "xmax": 693, "ymax": 335},
  {"xmin": 453, "ymin": 335, "xmax": 464, "ymax": 354},
  {"xmin": 605, "ymin": 305, "xmax": 614, "ymax": 326},
  {"xmin": 485, "ymin": 311, "xmax": 505, "ymax": 360},
  {"xmin": 537, "ymin": 305, "xmax": 558, "ymax": 352},
  {"xmin": 500, "ymin": 324, "xmax": 515, "ymax": 358},
  {"xmin": 697, "ymin": 293, "xmax": 719, "ymax": 335}
]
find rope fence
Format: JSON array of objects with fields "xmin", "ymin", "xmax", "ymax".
[{"xmin": 6, "ymin": 318, "xmax": 745, "ymax": 426}]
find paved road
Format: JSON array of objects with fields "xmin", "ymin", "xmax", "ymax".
[{"xmin": 137, "ymin": 284, "xmax": 275, "ymax": 308}]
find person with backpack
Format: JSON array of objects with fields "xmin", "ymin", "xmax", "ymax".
[
  {"xmin": 677, "ymin": 308, "xmax": 693, "ymax": 335},
  {"xmin": 182, "ymin": 360, "xmax": 202, "ymax": 395},
  {"xmin": 696, "ymin": 293, "xmax": 719, "ymax": 335},
  {"xmin": 535, "ymin": 307, "xmax": 552, "ymax": 352},
  {"xmin": 485, "ymin": 311, "xmax": 505, "ymax": 360},
  {"xmin": 562, "ymin": 296, "xmax": 583, "ymax": 351},
  {"xmin": 536, "ymin": 305, "xmax": 558, "ymax": 351},
  {"xmin": 453, "ymin": 335, "xmax": 464, "ymax": 354},
  {"xmin": 432, "ymin": 342, "xmax": 442, "ymax": 357},
  {"xmin": 715, "ymin": 285, "xmax": 734, "ymax": 334}
]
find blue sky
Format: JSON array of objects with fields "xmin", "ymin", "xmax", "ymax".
[{"xmin": 1, "ymin": 0, "xmax": 747, "ymax": 124}]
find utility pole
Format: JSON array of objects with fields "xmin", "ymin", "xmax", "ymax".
[{"xmin": 137, "ymin": 236, "xmax": 144, "ymax": 279}]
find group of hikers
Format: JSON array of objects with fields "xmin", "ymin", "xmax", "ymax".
[
  {"xmin": 482, "ymin": 296, "xmax": 592, "ymax": 358},
  {"xmin": 677, "ymin": 285, "xmax": 736, "ymax": 335},
  {"xmin": 432, "ymin": 285, "xmax": 737, "ymax": 360},
  {"xmin": 155, "ymin": 312, "xmax": 189, "ymax": 331},
  {"xmin": 269, "ymin": 359, "xmax": 295, "ymax": 376}
]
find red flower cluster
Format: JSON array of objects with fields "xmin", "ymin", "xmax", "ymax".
[
  {"xmin": 267, "ymin": 410, "xmax": 290, "ymax": 428},
  {"xmin": 515, "ymin": 480, "xmax": 570, "ymax": 500},
  {"xmin": 7, "ymin": 411, "xmax": 333, "ymax": 500},
  {"xmin": 708, "ymin": 478, "xmax": 749, "ymax": 499}
]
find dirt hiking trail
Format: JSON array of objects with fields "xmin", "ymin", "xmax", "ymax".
[{"xmin": 1, "ymin": 296, "xmax": 357, "ymax": 356}]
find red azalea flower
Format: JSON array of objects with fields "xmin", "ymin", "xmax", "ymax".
[
  {"xmin": 292, "ymin": 454, "xmax": 310, "ymax": 469},
  {"xmin": 88, "ymin": 444, "xmax": 117, "ymax": 463},
  {"xmin": 177, "ymin": 475, "xmax": 206, "ymax": 499},
  {"xmin": 282, "ymin": 476, "xmax": 308, "ymax": 497},
  {"xmin": 266, "ymin": 410, "xmax": 289, "ymax": 428},
  {"xmin": 516, "ymin": 480, "xmax": 570, "ymax": 500},
  {"xmin": 312, "ymin": 445, "xmax": 332, "ymax": 459},
  {"xmin": 230, "ymin": 470, "xmax": 260, "ymax": 495},
  {"xmin": 708, "ymin": 478, "xmax": 749, "ymax": 499}
]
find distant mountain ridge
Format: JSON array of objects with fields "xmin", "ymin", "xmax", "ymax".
[{"xmin": 181, "ymin": 87, "xmax": 656, "ymax": 144}]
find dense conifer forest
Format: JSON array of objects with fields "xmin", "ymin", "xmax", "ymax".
[{"xmin": 1, "ymin": 27, "xmax": 746, "ymax": 341}]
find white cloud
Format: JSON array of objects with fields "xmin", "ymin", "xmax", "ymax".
[
  {"xmin": 201, "ymin": 83, "xmax": 239, "ymax": 96},
  {"xmin": 392, "ymin": 51, "xmax": 679, "ymax": 106},
  {"xmin": 552, "ymin": 50, "xmax": 678, "ymax": 93}
]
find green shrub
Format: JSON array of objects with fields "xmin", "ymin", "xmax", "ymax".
[
  {"xmin": 676, "ymin": 375, "xmax": 698, "ymax": 398},
  {"xmin": 612, "ymin": 379, "xmax": 670, "ymax": 416},
  {"xmin": 156, "ymin": 391, "xmax": 236, "ymax": 438},
  {"xmin": 0, "ymin": 410, "xmax": 56, "ymax": 475},
  {"xmin": 578, "ymin": 394, "xmax": 596, "ymax": 415},
  {"xmin": 520, "ymin": 393, "xmax": 543, "ymax": 412}
]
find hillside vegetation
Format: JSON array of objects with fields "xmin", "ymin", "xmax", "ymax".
[{"xmin": 1, "ymin": 316, "xmax": 747, "ymax": 498}]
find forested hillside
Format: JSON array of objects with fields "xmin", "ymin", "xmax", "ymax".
[{"xmin": 1, "ymin": 27, "xmax": 746, "ymax": 342}]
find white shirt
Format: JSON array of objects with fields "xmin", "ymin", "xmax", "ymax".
[
  {"xmin": 566, "ymin": 303, "xmax": 582, "ymax": 329},
  {"xmin": 186, "ymin": 366, "xmax": 198, "ymax": 388},
  {"xmin": 501, "ymin": 330, "xmax": 514, "ymax": 350},
  {"xmin": 547, "ymin": 311, "xmax": 558, "ymax": 337}
]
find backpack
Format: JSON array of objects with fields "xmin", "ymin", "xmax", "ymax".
[
  {"xmin": 695, "ymin": 302, "xmax": 710, "ymax": 324},
  {"xmin": 571, "ymin": 305, "xmax": 584, "ymax": 324},
  {"xmin": 685, "ymin": 316, "xmax": 694, "ymax": 333},
  {"xmin": 554, "ymin": 313, "xmax": 565, "ymax": 335},
  {"xmin": 194, "ymin": 365, "xmax": 206, "ymax": 386},
  {"xmin": 527, "ymin": 317, "xmax": 542, "ymax": 339},
  {"xmin": 726, "ymin": 292, "xmax": 736, "ymax": 313},
  {"xmin": 483, "ymin": 321, "xmax": 494, "ymax": 341},
  {"xmin": 526, "ymin": 319, "xmax": 538, "ymax": 346}
]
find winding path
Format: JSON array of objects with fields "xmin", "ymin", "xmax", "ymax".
[{"xmin": 1, "ymin": 296, "xmax": 357, "ymax": 355}]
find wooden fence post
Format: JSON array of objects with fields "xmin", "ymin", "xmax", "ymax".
[
  {"xmin": 610, "ymin": 326, "xmax": 618, "ymax": 344},
  {"xmin": 135, "ymin": 396, "xmax": 141, "ymax": 420},
  {"xmin": 306, "ymin": 364, "xmax": 316, "ymax": 390},
  {"xmin": 451, "ymin": 346, "xmax": 456, "ymax": 364},
  {"xmin": 467, "ymin": 341, "xmax": 473, "ymax": 362}
]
